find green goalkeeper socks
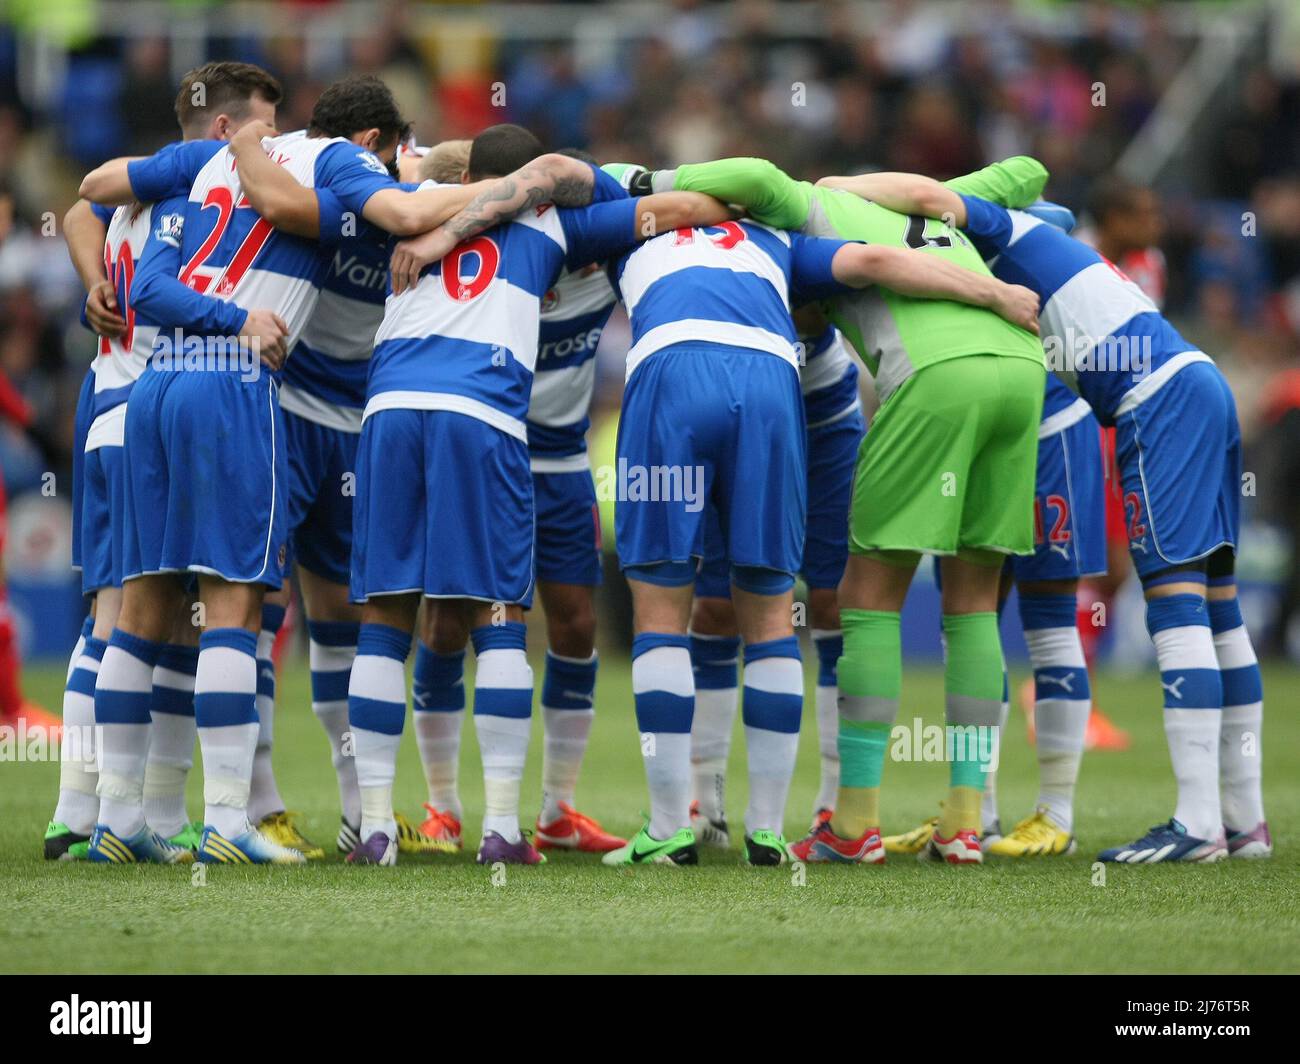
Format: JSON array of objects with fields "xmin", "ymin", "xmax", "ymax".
[
  {"xmin": 832, "ymin": 610, "xmax": 900, "ymax": 838},
  {"xmin": 940, "ymin": 612, "xmax": 1004, "ymax": 834}
]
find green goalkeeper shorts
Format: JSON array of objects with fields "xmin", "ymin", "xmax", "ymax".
[{"xmin": 848, "ymin": 355, "xmax": 1046, "ymax": 559}]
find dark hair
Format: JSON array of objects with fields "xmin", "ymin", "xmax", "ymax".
[
  {"xmin": 557, "ymin": 147, "xmax": 597, "ymax": 166},
  {"xmin": 468, "ymin": 124, "xmax": 544, "ymax": 180},
  {"xmin": 174, "ymin": 62, "xmax": 282, "ymax": 137},
  {"xmin": 1087, "ymin": 175, "xmax": 1146, "ymax": 225},
  {"xmin": 307, "ymin": 75, "xmax": 408, "ymax": 149}
]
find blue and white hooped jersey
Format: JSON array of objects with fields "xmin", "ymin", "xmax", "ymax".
[
  {"xmin": 526, "ymin": 263, "xmax": 618, "ymax": 463},
  {"xmin": 367, "ymin": 186, "xmax": 638, "ymax": 443},
  {"xmin": 1039, "ymin": 368, "xmax": 1093, "ymax": 439},
  {"xmin": 88, "ymin": 193, "xmax": 249, "ymax": 451},
  {"xmin": 798, "ymin": 325, "xmax": 860, "ymax": 429},
  {"xmin": 959, "ymin": 194, "xmax": 1206, "ymax": 425},
  {"xmin": 87, "ymin": 202, "xmax": 165, "ymax": 451},
  {"xmin": 279, "ymin": 234, "xmax": 390, "ymax": 433},
  {"xmin": 612, "ymin": 220, "xmax": 851, "ymax": 381},
  {"xmin": 526, "ymin": 163, "xmax": 629, "ymax": 463},
  {"xmin": 128, "ymin": 131, "xmax": 398, "ymax": 358}
]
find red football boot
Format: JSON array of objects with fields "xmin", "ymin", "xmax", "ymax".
[
  {"xmin": 789, "ymin": 820, "xmax": 884, "ymax": 864},
  {"xmin": 534, "ymin": 802, "xmax": 626, "ymax": 853}
]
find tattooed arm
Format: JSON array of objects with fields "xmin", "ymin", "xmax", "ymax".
[
  {"xmin": 435, "ymin": 153, "xmax": 597, "ymax": 244},
  {"xmin": 389, "ymin": 190, "xmax": 734, "ymax": 294}
]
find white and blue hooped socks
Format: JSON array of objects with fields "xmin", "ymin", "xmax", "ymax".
[
  {"xmin": 742, "ymin": 636, "xmax": 803, "ymax": 836},
  {"xmin": 95, "ymin": 629, "xmax": 164, "ymax": 838},
  {"xmin": 144, "ymin": 643, "xmax": 198, "ymax": 838},
  {"xmin": 194, "ymin": 627, "xmax": 261, "ymax": 839},
  {"xmin": 688, "ymin": 633, "xmax": 739, "ymax": 824},
  {"xmin": 1020, "ymin": 593, "xmax": 1091, "ymax": 832},
  {"xmin": 54, "ymin": 620, "xmax": 103, "ymax": 834},
  {"xmin": 633, "ymin": 633, "xmax": 695, "ymax": 841},
  {"xmin": 810, "ymin": 629, "xmax": 842, "ymax": 817},
  {"xmin": 248, "ymin": 603, "xmax": 286, "ymax": 823},
  {"xmin": 309, "ymin": 619, "xmax": 361, "ymax": 829},
  {"xmin": 540, "ymin": 650, "xmax": 597, "ymax": 823},
  {"xmin": 471, "ymin": 622, "xmax": 533, "ymax": 843},
  {"xmin": 1208, "ymin": 594, "xmax": 1265, "ymax": 831},
  {"xmin": 348, "ymin": 623, "xmax": 411, "ymax": 844},
  {"xmin": 1145, "ymin": 591, "xmax": 1222, "ymax": 840},
  {"xmin": 413, "ymin": 642, "xmax": 466, "ymax": 822}
]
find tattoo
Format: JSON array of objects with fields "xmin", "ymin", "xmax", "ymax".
[
  {"xmin": 442, "ymin": 157, "xmax": 595, "ymax": 241},
  {"xmin": 446, "ymin": 177, "xmax": 546, "ymax": 240},
  {"xmin": 550, "ymin": 174, "xmax": 593, "ymax": 207}
]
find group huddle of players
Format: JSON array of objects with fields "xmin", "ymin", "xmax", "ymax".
[{"xmin": 42, "ymin": 60, "xmax": 1271, "ymax": 871}]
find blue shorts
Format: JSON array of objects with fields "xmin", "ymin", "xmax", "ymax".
[
  {"xmin": 695, "ymin": 406, "xmax": 865, "ymax": 598},
  {"xmin": 1011, "ymin": 406, "xmax": 1108, "ymax": 583},
  {"xmin": 803, "ymin": 408, "xmax": 865, "ymax": 589},
  {"xmin": 351, "ymin": 408, "xmax": 534, "ymax": 606},
  {"xmin": 80, "ymin": 443, "xmax": 127, "ymax": 593},
  {"xmin": 694, "ymin": 507, "xmax": 732, "ymax": 599},
  {"xmin": 71, "ymin": 367, "xmax": 94, "ymax": 576},
  {"xmin": 617, "ymin": 346, "xmax": 806, "ymax": 587},
  {"xmin": 283, "ymin": 408, "xmax": 358, "ymax": 586},
  {"xmin": 1115, "ymin": 360, "xmax": 1239, "ymax": 579},
  {"xmin": 532, "ymin": 464, "xmax": 602, "ymax": 587},
  {"xmin": 121, "ymin": 368, "xmax": 288, "ymax": 588}
]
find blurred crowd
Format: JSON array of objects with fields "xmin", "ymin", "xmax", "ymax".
[{"xmin": 1, "ymin": 0, "xmax": 1299, "ymax": 647}]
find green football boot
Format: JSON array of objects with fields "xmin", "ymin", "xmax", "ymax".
[
  {"xmin": 743, "ymin": 829, "xmax": 791, "ymax": 866},
  {"xmin": 167, "ymin": 821, "xmax": 204, "ymax": 853},
  {"xmin": 44, "ymin": 821, "xmax": 91, "ymax": 861},
  {"xmin": 601, "ymin": 825, "xmax": 698, "ymax": 867}
]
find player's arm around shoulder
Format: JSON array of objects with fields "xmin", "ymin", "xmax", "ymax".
[
  {"xmin": 388, "ymin": 154, "xmax": 603, "ymax": 291},
  {"xmin": 830, "ymin": 243, "xmax": 1040, "ymax": 335},
  {"xmin": 81, "ymin": 140, "xmax": 220, "ymax": 206},
  {"xmin": 423, "ymin": 152, "xmax": 601, "ymax": 243},
  {"xmin": 229, "ymin": 121, "xmax": 323, "ymax": 238},
  {"xmin": 667, "ymin": 157, "xmax": 808, "ymax": 230},
  {"xmin": 63, "ymin": 199, "xmax": 125, "ymax": 338},
  {"xmin": 362, "ymin": 178, "xmax": 496, "ymax": 238},
  {"xmin": 78, "ymin": 157, "xmax": 145, "ymax": 206},
  {"xmin": 631, "ymin": 192, "xmax": 737, "ymax": 237},
  {"xmin": 816, "ymin": 171, "xmax": 967, "ymax": 228}
]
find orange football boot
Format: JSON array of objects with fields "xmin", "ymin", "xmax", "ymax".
[
  {"xmin": 418, "ymin": 804, "xmax": 463, "ymax": 852},
  {"xmin": 1018, "ymin": 678, "xmax": 1128, "ymax": 751},
  {"xmin": 535, "ymin": 801, "xmax": 626, "ymax": 853},
  {"xmin": 6, "ymin": 700, "xmax": 63, "ymax": 740},
  {"xmin": 1084, "ymin": 707, "xmax": 1130, "ymax": 751}
]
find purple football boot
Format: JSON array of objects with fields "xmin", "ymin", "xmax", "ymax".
[
  {"xmin": 476, "ymin": 831, "xmax": 545, "ymax": 865},
  {"xmin": 1225, "ymin": 821, "xmax": 1273, "ymax": 859},
  {"xmin": 347, "ymin": 832, "xmax": 397, "ymax": 866}
]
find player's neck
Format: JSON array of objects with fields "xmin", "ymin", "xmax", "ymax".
[{"xmin": 1096, "ymin": 235, "xmax": 1127, "ymax": 263}]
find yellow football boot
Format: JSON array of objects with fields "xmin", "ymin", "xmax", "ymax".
[
  {"xmin": 395, "ymin": 811, "xmax": 458, "ymax": 855},
  {"xmin": 882, "ymin": 816, "xmax": 938, "ymax": 855},
  {"xmin": 985, "ymin": 808, "xmax": 1076, "ymax": 857},
  {"xmin": 257, "ymin": 811, "xmax": 325, "ymax": 860}
]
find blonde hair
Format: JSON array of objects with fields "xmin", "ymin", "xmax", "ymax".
[{"xmin": 419, "ymin": 139, "xmax": 473, "ymax": 184}]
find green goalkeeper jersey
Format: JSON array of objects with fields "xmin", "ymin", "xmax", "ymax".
[{"xmin": 665, "ymin": 157, "xmax": 1046, "ymax": 404}]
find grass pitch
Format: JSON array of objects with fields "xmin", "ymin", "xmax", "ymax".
[{"xmin": 2, "ymin": 656, "xmax": 1296, "ymax": 974}]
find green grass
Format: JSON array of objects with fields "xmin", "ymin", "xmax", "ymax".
[{"xmin": 2, "ymin": 656, "xmax": 1297, "ymax": 973}]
